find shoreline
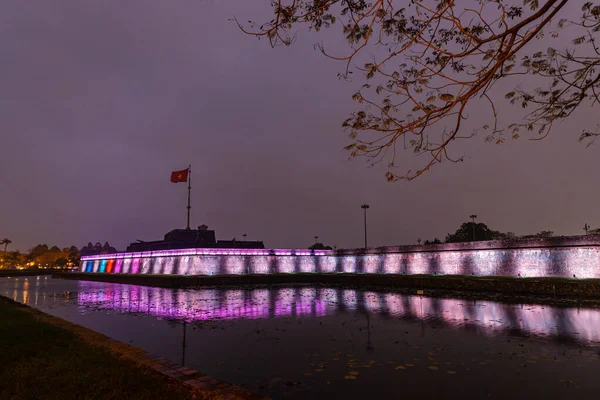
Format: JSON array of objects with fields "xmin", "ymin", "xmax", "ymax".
[
  {"xmin": 0, "ymin": 295, "xmax": 267, "ymax": 400},
  {"xmin": 0, "ymin": 269, "xmax": 54, "ymax": 277},
  {"xmin": 53, "ymin": 272, "xmax": 600, "ymax": 301}
]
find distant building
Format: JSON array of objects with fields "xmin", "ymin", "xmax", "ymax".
[
  {"xmin": 125, "ymin": 225, "xmax": 265, "ymax": 252},
  {"xmin": 309, "ymin": 242, "xmax": 333, "ymax": 250}
]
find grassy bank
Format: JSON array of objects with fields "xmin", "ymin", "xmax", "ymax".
[
  {"xmin": 0, "ymin": 296, "xmax": 213, "ymax": 400},
  {"xmin": 0, "ymin": 269, "xmax": 54, "ymax": 277},
  {"xmin": 54, "ymin": 272, "xmax": 600, "ymax": 299}
]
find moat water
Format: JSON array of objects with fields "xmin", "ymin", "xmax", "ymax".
[{"xmin": 2, "ymin": 276, "xmax": 600, "ymax": 399}]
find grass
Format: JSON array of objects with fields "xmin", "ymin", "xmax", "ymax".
[
  {"xmin": 0, "ymin": 269, "xmax": 53, "ymax": 277},
  {"xmin": 0, "ymin": 296, "xmax": 202, "ymax": 400}
]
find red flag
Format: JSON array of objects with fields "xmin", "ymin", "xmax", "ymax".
[{"xmin": 170, "ymin": 168, "xmax": 189, "ymax": 183}]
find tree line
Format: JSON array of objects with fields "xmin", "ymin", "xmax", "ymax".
[
  {"xmin": 422, "ymin": 220, "xmax": 600, "ymax": 245},
  {"xmin": 0, "ymin": 241, "xmax": 119, "ymax": 270}
]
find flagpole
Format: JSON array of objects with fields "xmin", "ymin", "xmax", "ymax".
[{"xmin": 186, "ymin": 164, "xmax": 191, "ymax": 230}]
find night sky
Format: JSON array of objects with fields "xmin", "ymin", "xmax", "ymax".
[{"xmin": 1, "ymin": 1, "xmax": 596, "ymax": 252}]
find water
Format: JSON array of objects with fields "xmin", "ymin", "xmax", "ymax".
[{"xmin": 2, "ymin": 276, "xmax": 600, "ymax": 399}]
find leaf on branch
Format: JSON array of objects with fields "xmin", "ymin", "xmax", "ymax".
[
  {"xmin": 505, "ymin": 91, "xmax": 516, "ymax": 99},
  {"xmin": 524, "ymin": 0, "xmax": 540, "ymax": 11},
  {"xmin": 426, "ymin": 96, "xmax": 437, "ymax": 104},
  {"xmin": 439, "ymin": 93, "xmax": 454, "ymax": 101}
]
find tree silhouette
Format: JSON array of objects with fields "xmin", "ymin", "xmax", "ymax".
[
  {"xmin": 241, "ymin": 1, "xmax": 600, "ymax": 181},
  {"xmin": 30, "ymin": 244, "xmax": 49, "ymax": 256},
  {"xmin": 520, "ymin": 230, "xmax": 554, "ymax": 239},
  {"xmin": 446, "ymin": 222, "xmax": 506, "ymax": 243},
  {"xmin": 5, "ymin": 251, "xmax": 21, "ymax": 267},
  {"xmin": 1, "ymin": 238, "xmax": 11, "ymax": 253}
]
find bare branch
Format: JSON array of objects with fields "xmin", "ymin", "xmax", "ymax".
[{"xmin": 238, "ymin": 0, "xmax": 598, "ymax": 181}]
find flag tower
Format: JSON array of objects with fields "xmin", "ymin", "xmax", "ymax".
[
  {"xmin": 170, "ymin": 165, "xmax": 192, "ymax": 229},
  {"xmin": 186, "ymin": 164, "xmax": 191, "ymax": 230}
]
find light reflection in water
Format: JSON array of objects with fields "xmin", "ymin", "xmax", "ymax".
[
  {"xmin": 22, "ymin": 278, "xmax": 28, "ymax": 304},
  {"xmin": 75, "ymin": 282, "xmax": 600, "ymax": 347}
]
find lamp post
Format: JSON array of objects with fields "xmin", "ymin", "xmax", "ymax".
[
  {"xmin": 361, "ymin": 204, "xmax": 370, "ymax": 248},
  {"xmin": 243, "ymin": 234, "xmax": 247, "ymax": 242},
  {"xmin": 314, "ymin": 236, "xmax": 319, "ymax": 244},
  {"xmin": 469, "ymin": 214, "xmax": 478, "ymax": 241},
  {"xmin": 584, "ymin": 224, "xmax": 590, "ymax": 235}
]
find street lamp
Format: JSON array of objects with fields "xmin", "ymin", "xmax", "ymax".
[
  {"xmin": 469, "ymin": 214, "xmax": 477, "ymax": 241},
  {"xmin": 361, "ymin": 204, "xmax": 370, "ymax": 248},
  {"xmin": 242, "ymin": 233, "xmax": 247, "ymax": 242},
  {"xmin": 584, "ymin": 224, "xmax": 590, "ymax": 235},
  {"xmin": 314, "ymin": 236, "xmax": 319, "ymax": 244}
]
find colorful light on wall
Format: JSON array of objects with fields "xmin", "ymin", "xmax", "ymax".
[{"xmin": 80, "ymin": 244, "xmax": 600, "ymax": 279}]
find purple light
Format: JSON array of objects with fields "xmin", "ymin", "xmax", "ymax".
[
  {"xmin": 342, "ymin": 256, "xmax": 357, "ymax": 273},
  {"xmin": 74, "ymin": 284, "xmax": 600, "ymax": 346},
  {"xmin": 114, "ymin": 258, "xmax": 123, "ymax": 274},
  {"xmin": 78, "ymin": 245, "xmax": 600, "ymax": 279},
  {"xmin": 80, "ymin": 247, "xmax": 335, "ymax": 261}
]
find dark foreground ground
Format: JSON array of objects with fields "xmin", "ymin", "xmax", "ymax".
[
  {"xmin": 0, "ymin": 296, "xmax": 262, "ymax": 400},
  {"xmin": 4, "ymin": 277, "xmax": 600, "ymax": 399}
]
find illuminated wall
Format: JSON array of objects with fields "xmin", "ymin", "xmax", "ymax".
[
  {"xmin": 79, "ymin": 236, "xmax": 600, "ymax": 279},
  {"xmin": 76, "ymin": 283, "xmax": 600, "ymax": 347}
]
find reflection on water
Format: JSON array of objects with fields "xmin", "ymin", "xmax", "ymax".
[
  {"xmin": 78, "ymin": 286, "xmax": 328, "ymax": 321},
  {"xmin": 76, "ymin": 282, "xmax": 600, "ymax": 347},
  {"xmin": 3, "ymin": 276, "xmax": 600, "ymax": 400}
]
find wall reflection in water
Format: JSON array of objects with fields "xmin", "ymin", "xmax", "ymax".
[{"xmin": 76, "ymin": 283, "xmax": 600, "ymax": 347}]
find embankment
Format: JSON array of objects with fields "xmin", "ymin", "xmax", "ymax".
[
  {"xmin": 53, "ymin": 272, "xmax": 600, "ymax": 299},
  {"xmin": 0, "ymin": 269, "xmax": 54, "ymax": 277}
]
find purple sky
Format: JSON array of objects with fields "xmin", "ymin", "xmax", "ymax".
[{"xmin": 1, "ymin": 0, "xmax": 597, "ymax": 252}]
